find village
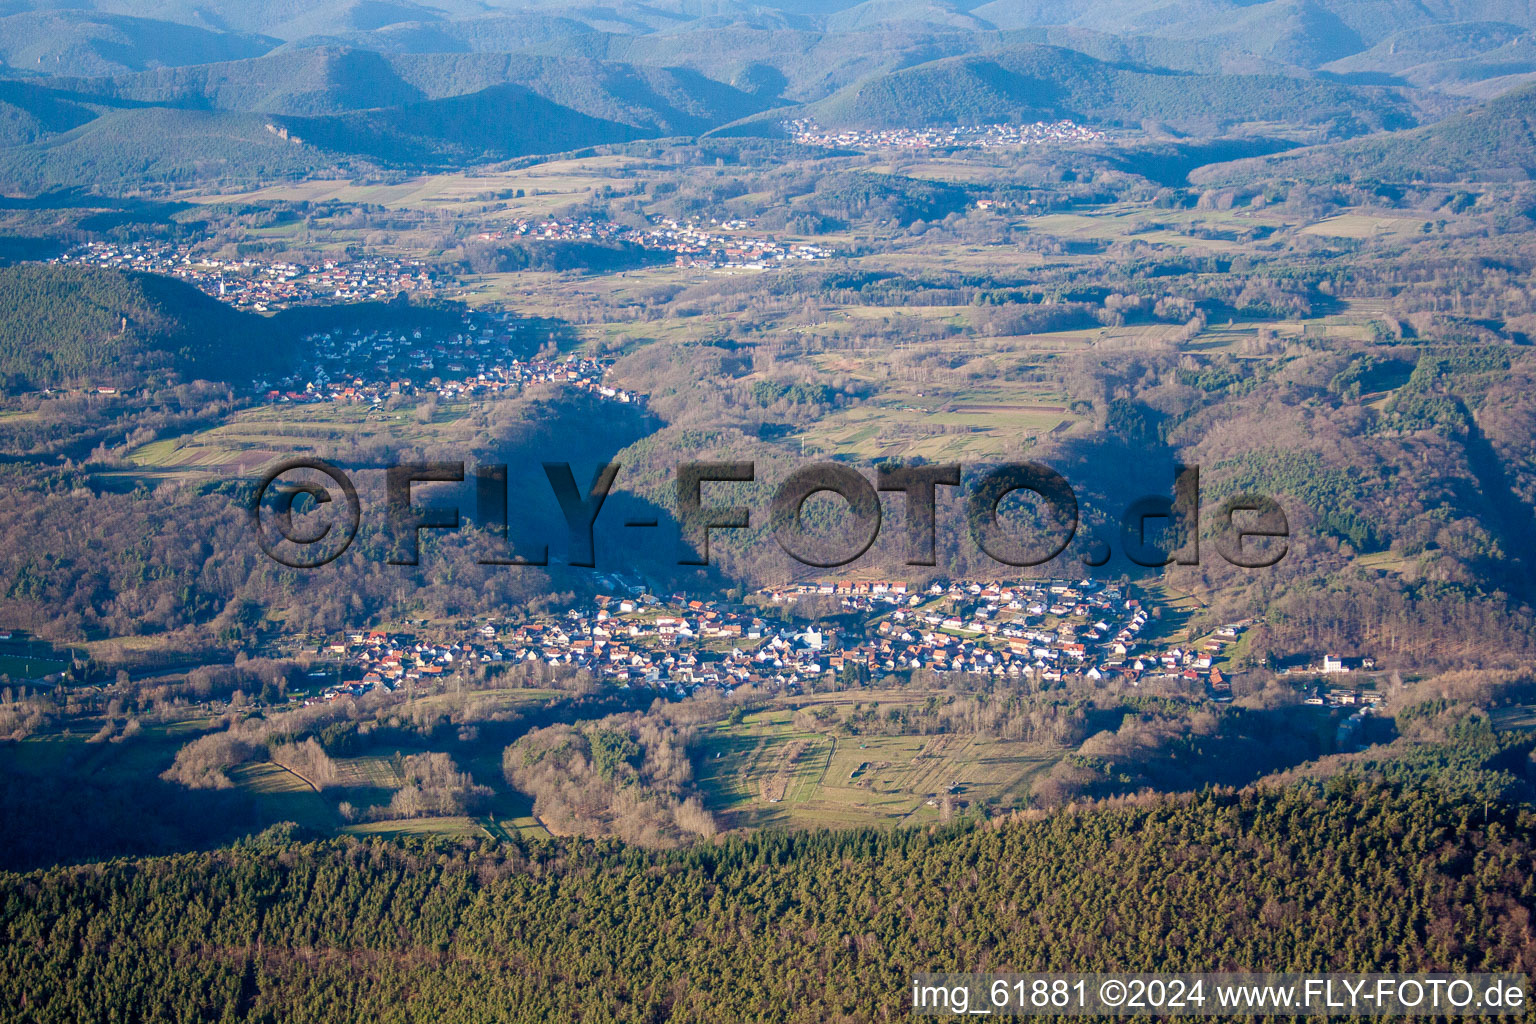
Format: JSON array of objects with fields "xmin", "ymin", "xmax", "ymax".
[
  {"xmin": 251, "ymin": 309, "xmax": 643, "ymax": 408},
  {"xmin": 52, "ymin": 242, "xmax": 438, "ymax": 310},
  {"xmin": 644, "ymin": 217, "xmax": 833, "ymax": 268},
  {"xmin": 48, "ymin": 216, "xmax": 831, "ymax": 317},
  {"xmin": 479, "ymin": 215, "xmax": 834, "ymax": 269},
  {"xmin": 297, "ymin": 577, "xmax": 1265, "ymax": 705},
  {"xmin": 782, "ymin": 118, "xmax": 1110, "ymax": 150}
]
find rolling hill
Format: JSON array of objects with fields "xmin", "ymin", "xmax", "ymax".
[
  {"xmin": 0, "ymin": 264, "xmax": 286, "ymax": 389},
  {"xmin": 0, "ymin": 10, "xmax": 276, "ymax": 77},
  {"xmin": 0, "ymin": 79, "xmax": 99, "ymax": 145},
  {"xmin": 50, "ymin": 48, "xmax": 433, "ymax": 115},
  {"xmin": 1192, "ymin": 81, "xmax": 1536, "ymax": 183},
  {"xmin": 810, "ymin": 43, "xmax": 1416, "ymax": 133},
  {"xmin": 964, "ymin": 0, "xmax": 1536, "ymax": 56},
  {"xmin": 1323, "ymin": 20, "xmax": 1529, "ymax": 77},
  {"xmin": 971, "ymin": 0, "xmax": 1370, "ymax": 67},
  {"xmin": 381, "ymin": 52, "xmax": 773, "ymax": 132},
  {"xmin": 0, "ymin": 0, "xmax": 1535, "ymax": 86},
  {"xmin": 50, "ymin": 48, "xmax": 773, "ymax": 134},
  {"xmin": 530, "ymin": 25, "xmax": 985, "ymax": 103},
  {"xmin": 0, "ymin": 0, "xmax": 1531, "ymax": 186},
  {"xmin": 1321, "ymin": 21, "xmax": 1536, "ymax": 98},
  {"xmin": 0, "ymin": 106, "xmax": 330, "ymax": 192},
  {"xmin": 0, "ymin": 43, "xmax": 776, "ymax": 186},
  {"xmin": 277, "ymin": 82, "xmax": 646, "ymax": 165},
  {"xmin": 0, "ymin": 0, "xmax": 480, "ymax": 41},
  {"xmin": 825, "ymin": 0, "xmax": 993, "ymax": 32},
  {"xmin": 277, "ymin": 12, "xmax": 599, "ymax": 54}
]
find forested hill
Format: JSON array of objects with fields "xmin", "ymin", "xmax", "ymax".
[
  {"xmin": 59, "ymin": 49, "xmax": 770, "ymax": 132},
  {"xmin": 1193, "ymin": 81, "xmax": 1536, "ymax": 184},
  {"xmin": 0, "ymin": 33, "xmax": 1445, "ymax": 186},
  {"xmin": 9, "ymin": 0, "xmax": 1536, "ymax": 76},
  {"xmin": 0, "ymin": 49, "xmax": 775, "ymax": 186},
  {"xmin": 811, "ymin": 44, "xmax": 1415, "ymax": 132},
  {"xmin": 0, "ymin": 264, "xmax": 282, "ymax": 390},
  {"xmin": 0, "ymin": 9, "xmax": 275, "ymax": 77},
  {"xmin": 1, "ymin": 783, "xmax": 1532, "ymax": 1022}
]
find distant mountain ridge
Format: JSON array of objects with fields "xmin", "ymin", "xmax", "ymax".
[
  {"xmin": 809, "ymin": 43, "xmax": 1416, "ymax": 133},
  {"xmin": 0, "ymin": 102, "xmax": 332, "ymax": 192},
  {"xmin": 278, "ymin": 82, "xmax": 648, "ymax": 165},
  {"xmin": 0, "ymin": 44, "xmax": 776, "ymax": 186},
  {"xmin": 47, "ymin": 48, "xmax": 772, "ymax": 130},
  {"xmin": 0, "ymin": 0, "xmax": 1532, "ymax": 184},
  {"xmin": 0, "ymin": 10, "xmax": 276, "ymax": 76},
  {"xmin": 0, "ymin": 79, "xmax": 97, "ymax": 145},
  {"xmin": 1192, "ymin": 81, "xmax": 1536, "ymax": 183},
  {"xmin": 2, "ymin": 0, "xmax": 1536, "ymax": 80}
]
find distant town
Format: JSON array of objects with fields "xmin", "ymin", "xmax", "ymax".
[
  {"xmin": 480, "ymin": 215, "xmax": 833, "ymax": 268},
  {"xmin": 52, "ymin": 242, "xmax": 438, "ymax": 310},
  {"xmin": 783, "ymin": 118, "xmax": 1110, "ymax": 150},
  {"xmin": 51, "ymin": 213, "xmax": 833, "ymax": 317},
  {"xmin": 253, "ymin": 309, "xmax": 641, "ymax": 408}
]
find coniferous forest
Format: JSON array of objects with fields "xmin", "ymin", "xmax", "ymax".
[{"xmin": 5, "ymin": 781, "xmax": 1534, "ymax": 1023}]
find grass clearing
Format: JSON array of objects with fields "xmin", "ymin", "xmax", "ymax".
[
  {"xmin": 189, "ymin": 155, "xmax": 656, "ymax": 219},
  {"xmin": 0, "ymin": 654, "xmax": 68, "ymax": 679},
  {"xmin": 1300, "ymin": 213, "xmax": 1428, "ymax": 240},
  {"xmin": 341, "ymin": 816, "xmax": 483, "ymax": 838},
  {"xmin": 230, "ymin": 762, "xmax": 337, "ymax": 829},
  {"xmin": 331, "ymin": 754, "xmax": 406, "ymax": 790},
  {"xmin": 120, "ymin": 397, "xmax": 498, "ymax": 481},
  {"xmin": 694, "ymin": 695, "xmax": 1062, "ymax": 829},
  {"xmin": 1491, "ymin": 704, "xmax": 1536, "ymax": 731},
  {"xmin": 777, "ymin": 339, "xmax": 1083, "ymax": 458}
]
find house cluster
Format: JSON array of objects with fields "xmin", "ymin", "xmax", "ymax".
[
  {"xmin": 308, "ymin": 579, "xmax": 1243, "ymax": 701},
  {"xmin": 477, "ymin": 215, "xmax": 832, "ymax": 269},
  {"xmin": 307, "ymin": 633, "xmax": 460, "ymax": 701},
  {"xmin": 764, "ymin": 578, "xmax": 1242, "ymax": 689},
  {"xmin": 1279, "ymin": 654, "xmax": 1378, "ymax": 677},
  {"xmin": 313, "ymin": 599, "xmax": 816, "ymax": 699},
  {"xmin": 974, "ymin": 197, "xmax": 1044, "ymax": 212},
  {"xmin": 250, "ymin": 310, "xmax": 641, "ymax": 407},
  {"xmin": 52, "ymin": 242, "xmax": 437, "ymax": 310},
  {"xmin": 1303, "ymin": 685, "xmax": 1385, "ymax": 709},
  {"xmin": 299, "ymin": 256, "xmax": 436, "ymax": 304},
  {"xmin": 643, "ymin": 218, "xmax": 832, "ymax": 269},
  {"xmin": 476, "ymin": 216, "xmax": 631, "ymax": 246},
  {"xmin": 783, "ymin": 119, "xmax": 1109, "ymax": 150}
]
